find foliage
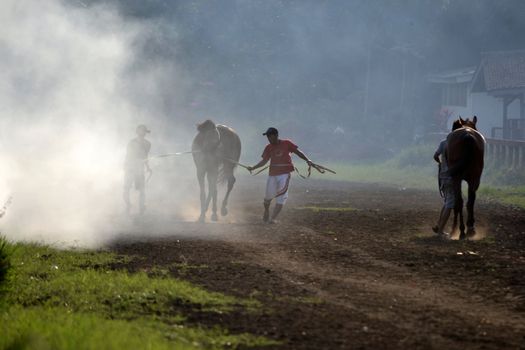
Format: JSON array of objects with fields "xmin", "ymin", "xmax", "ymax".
[
  {"xmin": 307, "ymin": 144, "xmax": 525, "ymax": 209},
  {"xmin": 478, "ymin": 186, "xmax": 525, "ymax": 208},
  {"xmin": 0, "ymin": 236, "xmax": 12, "ymax": 290},
  {"xmin": 390, "ymin": 144, "xmax": 436, "ymax": 168},
  {"xmin": 1, "ymin": 243, "xmax": 274, "ymax": 350},
  {"xmin": 1, "ymin": 306, "xmax": 273, "ymax": 350}
]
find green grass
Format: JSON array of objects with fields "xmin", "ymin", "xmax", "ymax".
[
  {"xmin": 305, "ymin": 144, "xmax": 525, "ymax": 209},
  {"xmin": 307, "ymin": 145, "xmax": 437, "ymax": 189},
  {"xmin": 0, "ymin": 242, "xmax": 275, "ymax": 350},
  {"xmin": 478, "ymin": 186, "xmax": 525, "ymax": 208},
  {"xmin": 0, "ymin": 235, "xmax": 12, "ymax": 286},
  {"xmin": 309, "ymin": 162, "xmax": 436, "ymax": 189},
  {"xmin": 1, "ymin": 306, "xmax": 273, "ymax": 350}
]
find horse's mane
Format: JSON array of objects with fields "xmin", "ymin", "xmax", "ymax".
[{"xmin": 197, "ymin": 119, "xmax": 216, "ymax": 132}]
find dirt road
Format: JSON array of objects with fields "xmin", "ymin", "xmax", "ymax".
[{"xmin": 111, "ymin": 180, "xmax": 525, "ymax": 349}]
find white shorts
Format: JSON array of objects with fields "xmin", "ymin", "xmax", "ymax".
[{"xmin": 265, "ymin": 173, "xmax": 291, "ymax": 205}]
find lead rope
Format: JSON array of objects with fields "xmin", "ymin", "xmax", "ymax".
[{"xmin": 250, "ymin": 163, "xmax": 336, "ymax": 178}]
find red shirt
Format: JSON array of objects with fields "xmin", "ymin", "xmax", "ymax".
[{"xmin": 262, "ymin": 139, "xmax": 298, "ymax": 176}]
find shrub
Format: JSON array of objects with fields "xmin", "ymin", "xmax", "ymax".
[
  {"xmin": 389, "ymin": 144, "xmax": 436, "ymax": 168},
  {"xmin": 0, "ymin": 235, "xmax": 12, "ymax": 286}
]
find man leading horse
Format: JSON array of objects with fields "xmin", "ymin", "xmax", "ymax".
[
  {"xmin": 434, "ymin": 116, "xmax": 485, "ymax": 240},
  {"xmin": 248, "ymin": 127, "xmax": 313, "ymax": 224}
]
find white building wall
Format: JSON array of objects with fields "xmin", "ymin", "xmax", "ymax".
[
  {"xmin": 441, "ymin": 93, "xmax": 520, "ymax": 137},
  {"xmin": 471, "ymin": 93, "xmax": 502, "ymax": 137}
]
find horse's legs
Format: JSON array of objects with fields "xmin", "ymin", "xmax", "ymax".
[
  {"xmin": 466, "ymin": 183, "xmax": 477, "ymax": 236},
  {"xmin": 451, "ymin": 207, "xmax": 458, "ymax": 234},
  {"xmin": 197, "ymin": 169, "xmax": 206, "ymax": 222},
  {"xmin": 458, "ymin": 194, "xmax": 466, "ymax": 240},
  {"xmin": 207, "ymin": 171, "xmax": 218, "ymax": 221},
  {"xmin": 221, "ymin": 174, "xmax": 236, "ymax": 216},
  {"xmin": 451, "ymin": 180, "xmax": 461, "ymax": 235}
]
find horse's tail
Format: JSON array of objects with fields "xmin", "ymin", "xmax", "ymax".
[
  {"xmin": 448, "ymin": 134, "xmax": 475, "ymax": 178},
  {"xmin": 217, "ymin": 125, "xmax": 241, "ymax": 183}
]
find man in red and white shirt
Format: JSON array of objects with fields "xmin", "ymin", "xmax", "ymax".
[{"xmin": 248, "ymin": 127, "xmax": 312, "ymax": 223}]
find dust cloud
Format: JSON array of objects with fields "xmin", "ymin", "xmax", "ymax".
[{"xmin": 0, "ymin": 0, "xmax": 201, "ymax": 247}]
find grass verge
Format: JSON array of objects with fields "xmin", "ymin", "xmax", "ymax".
[
  {"xmin": 305, "ymin": 144, "xmax": 525, "ymax": 209},
  {"xmin": 0, "ymin": 242, "xmax": 275, "ymax": 350}
]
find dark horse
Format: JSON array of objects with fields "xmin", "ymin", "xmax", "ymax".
[
  {"xmin": 192, "ymin": 120, "xmax": 241, "ymax": 222},
  {"xmin": 447, "ymin": 116, "xmax": 485, "ymax": 239}
]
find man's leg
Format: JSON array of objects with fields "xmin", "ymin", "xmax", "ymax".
[
  {"xmin": 437, "ymin": 207, "xmax": 451, "ymax": 235},
  {"xmin": 433, "ymin": 205, "xmax": 445, "ymax": 233},
  {"xmin": 437, "ymin": 182, "xmax": 456, "ymax": 236},
  {"xmin": 270, "ymin": 173, "xmax": 290, "ymax": 223},
  {"xmin": 270, "ymin": 204, "xmax": 283, "ymax": 223},
  {"xmin": 123, "ymin": 172, "xmax": 132, "ymax": 214},
  {"xmin": 263, "ymin": 176, "xmax": 276, "ymax": 223},
  {"xmin": 137, "ymin": 173, "xmax": 146, "ymax": 215},
  {"xmin": 263, "ymin": 200, "xmax": 271, "ymax": 222},
  {"xmin": 139, "ymin": 187, "xmax": 146, "ymax": 214}
]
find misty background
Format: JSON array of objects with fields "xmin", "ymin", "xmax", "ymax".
[{"xmin": 1, "ymin": 0, "xmax": 524, "ymax": 245}]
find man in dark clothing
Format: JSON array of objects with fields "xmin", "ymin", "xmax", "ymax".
[{"xmin": 123, "ymin": 124, "xmax": 152, "ymax": 214}]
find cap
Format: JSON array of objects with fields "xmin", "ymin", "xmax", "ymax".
[
  {"xmin": 136, "ymin": 124, "xmax": 151, "ymax": 133},
  {"xmin": 263, "ymin": 127, "xmax": 278, "ymax": 136}
]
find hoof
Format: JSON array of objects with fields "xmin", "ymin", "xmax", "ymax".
[
  {"xmin": 466, "ymin": 227, "xmax": 476, "ymax": 238},
  {"xmin": 221, "ymin": 207, "xmax": 228, "ymax": 216},
  {"xmin": 197, "ymin": 215, "xmax": 205, "ymax": 223},
  {"xmin": 459, "ymin": 232, "xmax": 466, "ymax": 240},
  {"xmin": 439, "ymin": 232, "xmax": 451, "ymax": 240},
  {"xmin": 211, "ymin": 213, "xmax": 218, "ymax": 222}
]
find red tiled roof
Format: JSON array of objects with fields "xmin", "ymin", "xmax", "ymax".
[{"xmin": 475, "ymin": 50, "xmax": 525, "ymax": 92}]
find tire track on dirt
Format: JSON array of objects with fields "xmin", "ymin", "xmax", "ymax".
[{"xmin": 224, "ymin": 222, "xmax": 525, "ymax": 340}]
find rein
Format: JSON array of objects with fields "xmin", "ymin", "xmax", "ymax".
[
  {"xmin": 250, "ymin": 163, "xmax": 336, "ymax": 178},
  {"xmin": 142, "ymin": 150, "xmax": 336, "ymax": 181},
  {"xmin": 147, "ymin": 151, "xmax": 200, "ymax": 160},
  {"xmin": 142, "ymin": 150, "xmax": 200, "ymax": 183}
]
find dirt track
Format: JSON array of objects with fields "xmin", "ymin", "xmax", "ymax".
[{"xmin": 111, "ymin": 179, "xmax": 525, "ymax": 349}]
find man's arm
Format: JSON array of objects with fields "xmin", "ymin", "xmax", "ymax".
[
  {"xmin": 293, "ymin": 149, "xmax": 313, "ymax": 166},
  {"xmin": 433, "ymin": 151, "xmax": 440, "ymax": 164},
  {"xmin": 247, "ymin": 158, "xmax": 269, "ymax": 172},
  {"xmin": 434, "ymin": 141, "xmax": 444, "ymax": 163}
]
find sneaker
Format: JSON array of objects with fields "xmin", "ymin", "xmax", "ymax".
[{"xmin": 432, "ymin": 226, "xmax": 438, "ymax": 233}]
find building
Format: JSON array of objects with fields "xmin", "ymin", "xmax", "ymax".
[{"xmin": 428, "ymin": 50, "xmax": 525, "ymax": 140}]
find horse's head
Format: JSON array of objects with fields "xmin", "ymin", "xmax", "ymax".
[
  {"xmin": 453, "ymin": 116, "xmax": 478, "ymax": 131},
  {"xmin": 196, "ymin": 119, "xmax": 220, "ymax": 151}
]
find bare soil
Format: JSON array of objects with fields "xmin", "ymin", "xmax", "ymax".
[{"xmin": 110, "ymin": 179, "xmax": 525, "ymax": 349}]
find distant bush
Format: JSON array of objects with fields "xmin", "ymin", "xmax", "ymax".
[
  {"xmin": 389, "ymin": 144, "xmax": 525, "ymax": 187},
  {"xmin": 0, "ymin": 235, "xmax": 12, "ymax": 287},
  {"xmin": 483, "ymin": 167, "xmax": 525, "ymax": 187},
  {"xmin": 389, "ymin": 144, "xmax": 436, "ymax": 168}
]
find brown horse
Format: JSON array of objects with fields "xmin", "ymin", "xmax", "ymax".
[
  {"xmin": 192, "ymin": 120, "xmax": 241, "ymax": 222},
  {"xmin": 446, "ymin": 116, "xmax": 485, "ymax": 239}
]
